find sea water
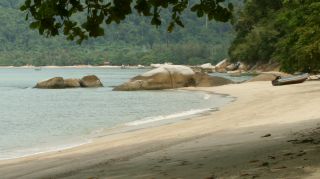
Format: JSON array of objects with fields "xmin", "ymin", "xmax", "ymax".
[{"xmin": 0, "ymin": 68, "xmax": 236, "ymax": 160}]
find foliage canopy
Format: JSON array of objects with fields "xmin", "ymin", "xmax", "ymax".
[
  {"xmin": 21, "ymin": 0, "xmax": 234, "ymax": 43},
  {"xmin": 229, "ymin": 0, "xmax": 320, "ymax": 73}
]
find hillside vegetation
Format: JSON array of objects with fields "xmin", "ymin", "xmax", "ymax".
[
  {"xmin": 0, "ymin": 0, "xmax": 242, "ymax": 66},
  {"xmin": 229, "ymin": 0, "xmax": 320, "ymax": 73}
]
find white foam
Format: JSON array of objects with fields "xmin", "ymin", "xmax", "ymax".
[
  {"xmin": 125, "ymin": 108, "xmax": 212, "ymax": 126},
  {"xmin": 203, "ymin": 94, "xmax": 211, "ymax": 100},
  {"xmin": 0, "ymin": 141, "xmax": 90, "ymax": 161}
]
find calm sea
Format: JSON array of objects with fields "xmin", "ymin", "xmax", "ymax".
[{"xmin": 0, "ymin": 67, "xmax": 235, "ymax": 160}]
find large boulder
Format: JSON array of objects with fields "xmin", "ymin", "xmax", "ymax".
[
  {"xmin": 113, "ymin": 65, "xmax": 234, "ymax": 91},
  {"xmin": 80, "ymin": 75, "xmax": 103, "ymax": 87},
  {"xmin": 308, "ymin": 75, "xmax": 320, "ymax": 81},
  {"xmin": 200, "ymin": 63, "xmax": 215, "ymax": 69},
  {"xmin": 64, "ymin": 78, "xmax": 81, "ymax": 88},
  {"xmin": 215, "ymin": 59, "xmax": 230, "ymax": 73},
  {"xmin": 216, "ymin": 59, "xmax": 229, "ymax": 68},
  {"xmin": 113, "ymin": 65, "xmax": 196, "ymax": 91},
  {"xmin": 150, "ymin": 63, "xmax": 162, "ymax": 68},
  {"xmin": 200, "ymin": 63, "xmax": 210, "ymax": 68},
  {"xmin": 238, "ymin": 62, "xmax": 249, "ymax": 71},
  {"xmin": 35, "ymin": 77, "xmax": 65, "ymax": 89},
  {"xmin": 199, "ymin": 63, "xmax": 215, "ymax": 73},
  {"xmin": 193, "ymin": 72, "xmax": 234, "ymax": 87},
  {"xmin": 226, "ymin": 63, "xmax": 238, "ymax": 71},
  {"xmin": 248, "ymin": 72, "xmax": 291, "ymax": 82}
]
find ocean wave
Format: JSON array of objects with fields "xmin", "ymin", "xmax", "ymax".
[{"xmin": 125, "ymin": 108, "xmax": 215, "ymax": 126}]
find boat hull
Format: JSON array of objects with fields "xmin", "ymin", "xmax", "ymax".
[{"xmin": 272, "ymin": 74, "xmax": 309, "ymax": 86}]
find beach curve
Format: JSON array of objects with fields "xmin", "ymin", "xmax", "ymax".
[{"xmin": 1, "ymin": 81, "xmax": 320, "ymax": 178}]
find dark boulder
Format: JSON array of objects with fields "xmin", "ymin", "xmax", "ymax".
[
  {"xmin": 80, "ymin": 75, "xmax": 103, "ymax": 87},
  {"xmin": 64, "ymin": 78, "xmax": 81, "ymax": 88},
  {"xmin": 34, "ymin": 77, "xmax": 65, "ymax": 89}
]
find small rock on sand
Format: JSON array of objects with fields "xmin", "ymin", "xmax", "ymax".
[{"xmin": 261, "ymin": 134, "xmax": 272, "ymax": 138}]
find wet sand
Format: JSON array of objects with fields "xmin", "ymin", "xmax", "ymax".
[{"xmin": 1, "ymin": 81, "xmax": 320, "ymax": 178}]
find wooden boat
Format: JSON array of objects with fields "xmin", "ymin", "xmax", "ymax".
[{"xmin": 272, "ymin": 73, "xmax": 309, "ymax": 86}]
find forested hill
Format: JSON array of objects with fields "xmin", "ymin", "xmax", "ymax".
[
  {"xmin": 0, "ymin": 0, "xmax": 242, "ymax": 66},
  {"xmin": 229, "ymin": 0, "xmax": 320, "ymax": 73}
]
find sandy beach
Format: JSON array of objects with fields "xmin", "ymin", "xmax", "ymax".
[{"xmin": 1, "ymin": 80, "xmax": 320, "ymax": 179}]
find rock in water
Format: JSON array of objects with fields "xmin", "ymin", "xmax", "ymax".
[
  {"xmin": 35, "ymin": 75, "xmax": 103, "ymax": 89},
  {"xmin": 64, "ymin": 78, "xmax": 81, "ymax": 88},
  {"xmin": 113, "ymin": 65, "xmax": 234, "ymax": 91},
  {"xmin": 80, "ymin": 75, "xmax": 103, "ymax": 87},
  {"xmin": 113, "ymin": 65, "xmax": 195, "ymax": 91},
  {"xmin": 35, "ymin": 77, "xmax": 65, "ymax": 89}
]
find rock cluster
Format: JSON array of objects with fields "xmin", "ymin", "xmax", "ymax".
[
  {"xmin": 197, "ymin": 59, "xmax": 248, "ymax": 74},
  {"xmin": 35, "ymin": 75, "xmax": 103, "ymax": 89}
]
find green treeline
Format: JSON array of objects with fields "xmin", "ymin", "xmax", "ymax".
[
  {"xmin": 0, "ymin": 0, "xmax": 243, "ymax": 66},
  {"xmin": 4, "ymin": 0, "xmax": 318, "ymax": 72},
  {"xmin": 229, "ymin": 0, "xmax": 320, "ymax": 73}
]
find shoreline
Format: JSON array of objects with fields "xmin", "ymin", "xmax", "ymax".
[
  {"xmin": 1, "ymin": 81, "xmax": 320, "ymax": 178},
  {"xmin": 0, "ymin": 90, "xmax": 231, "ymax": 162},
  {"xmin": 0, "ymin": 141, "xmax": 91, "ymax": 161}
]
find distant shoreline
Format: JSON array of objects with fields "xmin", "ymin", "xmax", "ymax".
[{"xmin": 0, "ymin": 65, "xmax": 150, "ymax": 69}]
